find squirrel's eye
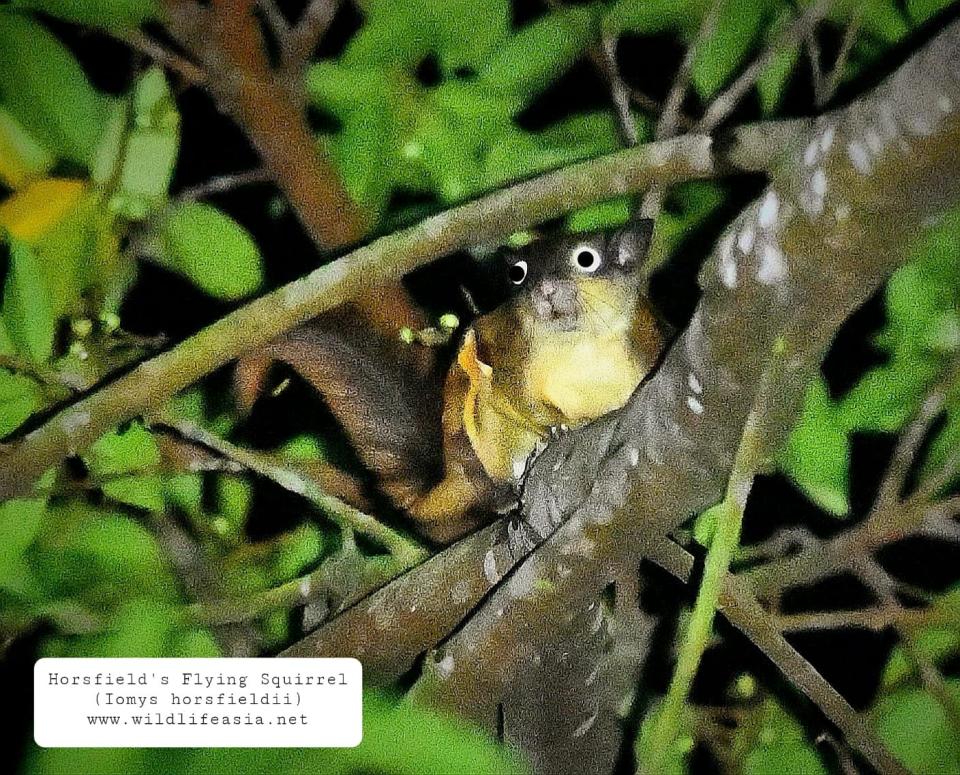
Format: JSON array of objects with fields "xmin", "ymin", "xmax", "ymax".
[
  {"xmin": 573, "ymin": 246, "xmax": 602, "ymax": 272},
  {"xmin": 508, "ymin": 260, "xmax": 528, "ymax": 285}
]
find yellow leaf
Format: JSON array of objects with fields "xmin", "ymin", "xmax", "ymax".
[{"xmin": 0, "ymin": 178, "xmax": 88, "ymax": 242}]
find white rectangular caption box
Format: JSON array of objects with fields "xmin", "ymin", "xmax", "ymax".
[{"xmin": 35, "ymin": 658, "xmax": 362, "ymax": 748}]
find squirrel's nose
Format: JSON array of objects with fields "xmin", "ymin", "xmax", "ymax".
[{"xmin": 539, "ymin": 279, "xmax": 557, "ymax": 297}]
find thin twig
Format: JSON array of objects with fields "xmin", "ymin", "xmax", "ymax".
[
  {"xmin": 806, "ymin": 30, "xmax": 826, "ymax": 105},
  {"xmin": 656, "ymin": 2, "xmax": 723, "ymax": 142},
  {"xmin": 646, "ymin": 540, "xmax": 909, "ymax": 775},
  {"xmin": 0, "ymin": 355, "xmax": 74, "ymax": 399},
  {"xmin": 185, "ymin": 547, "xmax": 412, "ymax": 627},
  {"xmin": 161, "ymin": 0, "xmax": 367, "ymax": 248},
  {"xmin": 819, "ymin": 10, "xmax": 864, "ymax": 107},
  {"xmin": 600, "ymin": 31, "xmax": 640, "ymax": 147},
  {"xmin": 735, "ymin": 525, "xmax": 819, "ymax": 567},
  {"xmin": 155, "ymin": 413, "xmax": 428, "ymax": 565},
  {"xmin": 543, "ymin": 0, "xmax": 651, "ymax": 145},
  {"xmin": 120, "ymin": 30, "xmax": 207, "ymax": 86},
  {"xmin": 256, "ymin": 0, "xmax": 291, "ymax": 47},
  {"xmin": 875, "ymin": 392, "xmax": 947, "ymax": 511},
  {"xmin": 177, "ymin": 168, "xmax": 272, "ymax": 201},
  {"xmin": 148, "ymin": 511, "xmax": 261, "ymax": 655},
  {"xmin": 642, "ymin": 358, "xmax": 777, "ymax": 774},
  {"xmin": 285, "ymin": 0, "xmax": 340, "ymax": 71},
  {"xmin": 697, "ymin": 0, "xmax": 835, "ymax": 132},
  {"xmin": 640, "ymin": 0, "xmax": 723, "ymax": 239},
  {"xmin": 630, "ymin": 90, "xmax": 668, "ymax": 121},
  {"xmin": 746, "ymin": 355, "xmax": 960, "ymax": 599},
  {"xmin": 722, "ymin": 577, "xmax": 909, "ymax": 775},
  {"xmin": 903, "ymin": 632, "xmax": 960, "ymax": 733}
]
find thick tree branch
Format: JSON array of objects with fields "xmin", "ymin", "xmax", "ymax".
[
  {"xmin": 0, "ymin": 133, "xmax": 728, "ymax": 499},
  {"xmin": 160, "ymin": 0, "xmax": 367, "ymax": 248},
  {"xmin": 397, "ymin": 20, "xmax": 960, "ymax": 773}
]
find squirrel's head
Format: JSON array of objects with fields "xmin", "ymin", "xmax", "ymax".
[{"xmin": 500, "ymin": 218, "xmax": 655, "ymax": 334}]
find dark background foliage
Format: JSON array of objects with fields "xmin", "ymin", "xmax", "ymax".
[{"xmin": 1, "ymin": 0, "xmax": 959, "ymax": 773}]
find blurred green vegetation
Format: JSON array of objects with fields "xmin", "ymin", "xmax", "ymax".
[{"xmin": 0, "ymin": 0, "xmax": 958, "ymax": 773}]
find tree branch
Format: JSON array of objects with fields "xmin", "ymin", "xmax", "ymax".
[
  {"xmin": 155, "ymin": 412, "xmax": 427, "ymax": 563},
  {"xmin": 399, "ymin": 20, "xmax": 960, "ymax": 771},
  {"xmin": 160, "ymin": 0, "xmax": 367, "ymax": 249},
  {"xmin": 746, "ymin": 356, "xmax": 960, "ymax": 601},
  {"xmin": 697, "ymin": 0, "xmax": 834, "ymax": 132},
  {"xmin": 638, "ymin": 538, "xmax": 908, "ymax": 774},
  {"xmin": 285, "ymin": 0, "xmax": 340, "ymax": 73},
  {"xmin": 0, "ymin": 133, "xmax": 725, "ymax": 499}
]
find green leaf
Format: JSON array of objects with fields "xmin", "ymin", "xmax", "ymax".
[
  {"xmin": 0, "ymin": 496, "xmax": 45, "ymax": 584},
  {"xmin": 272, "ymin": 525, "xmax": 324, "ymax": 582},
  {"xmin": 537, "ymin": 111, "xmax": 637, "ymax": 156},
  {"xmin": 567, "ymin": 197, "xmax": 633, "ymax": 233},
  {"xmin": 167, "ymin": 628, "xmax": 222, "ymax": 658},
  {"xmin": 906, "ymin": 0, "xmax": 953, "ymax": 25},
  {"xmin": 2, "ymin": 239, "xmax": 57, "ymax": 363},
  {"xmin": 417, "ymin": 110, "xmax": 484, "ymax": 203},
  {"xmin": 156, "ymin": 202, "xmax": 264, "ymax": 300},
  {"xmin": 85, "ymin": 422, "xmax": 161, "ymax": 478},
  {"xmin": 306, "ymin": 62, "xmax": 393, "ymax": 120},
  {"xmin": 757, "ymin": 8, "xmax": 802, "ymax": 114},
  {"xmin": 163, "ymin": 472, "xmax": 204, "ymax": 519},
  {"xmin": 483, "ymin": 129, "xmax": 565, "ymax": 189},
  {"xmin": 0, "ymin": 179, "xmax": 105, "ymax": 321},
  {"xmin": 882, "ymin": 630, "xmax": 960, "ymax": 688},
  {"xmin": 874, "ymin": 683, "xmax": 960, "ymax": 773},
  {"xmin": 884, "ymin": 262, "xmax": 955, "ymax": 349},
  {"xmin": 10, "ymin": 0, "xmax": 161, "ymax": 29},
  {"xmin": 346, "ymin": 0, "xmax": 510, "ymax": 73},
  {"xmin": 0, "ymin": 368, "xmax": 44, "ymax": 436},
  {"xmin": 430, "ymin": 0, "xmax": 511, "ymax": 74},
  {"xmin": 855, "ymin": 0, "xmax": 910, "ymax": 44},
  {"xmin": 837, "ymin": 206, "xmax": 960, "ymax": 438},
  {"xmin": 343, "ymin": 6, "xmax": 433, "ymax": 69},
  {"xmin": 430, "ymin": 82, "xmax": 517, "ymax": 149},
  {"xmin": 882, "ymin": 585, "xmax": 960, "ymax": 687},
  {"xmin": 671, "ymin": 180, "xmax": 726, "ymax": 223},
  {"xmin": 837, "ymin": 358, "xmax": 938, "ymax": 433},
  {"xmin": 0, "ymin": 11, "xmax": 108, "ymax": 167},
  {"xmin": 102, "ymin": 473, "xmax": 165, "ymax": 512},
  {"xmin": 924, "ymin": 401, "xmax": 960, "ymax": 484},
  {"xmin": 0, "ymin": 106, "xmax": 54, "ymax": 188},
  {"xmin": 215, "ymin": 473, "xmax": 253, "ymax": 537},
  {"xmin": 744, "ymin": 700, "xmax": 828, "ymax": 775},
  {"xmin": 329, "ymin": 109, "xmax": 395, "ymax": 219},
  {"xmin": 692, "ymin": 0, "xmax": 766, "ymax": 98},
  {"xmin": 34, "ymin": 503, "xmax": 175, "ymax": 601},
  {"xmin": 26, "ymin": 692, "xmax": 525, "ymax": 775},
  {"xmin": 280, "ymin": 433, "xmax": 327, "ymax": 461},
  {"xmin": 81, "ymin": 599, "xmax": 178, "ymax": 658},
  {"xmin": 479, "ymin": 6, "xmax": 597, "ymax": 105},
  {"xmin": 779, "ymin": 378, "xmax": 850, "ymax": 516},
  {"xmin": 259, "ymin": 608, "xmax": 290, "ymax": 647},
  {"xmin": 603, "ymin": 0, "xmax": 691, "ymax": 37},
  {"xmin": 96, "ymin": 68, "xmax": 180, "ymax": 221}
]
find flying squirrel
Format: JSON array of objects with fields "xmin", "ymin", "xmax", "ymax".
[{"xmin": 235, "ymin": 218, "xmax": 663, "ymax": 544}]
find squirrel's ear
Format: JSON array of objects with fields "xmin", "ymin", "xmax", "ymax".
[{"xmin": 609, "ymin": 218, "xmax": 655, "ymax": 268}]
